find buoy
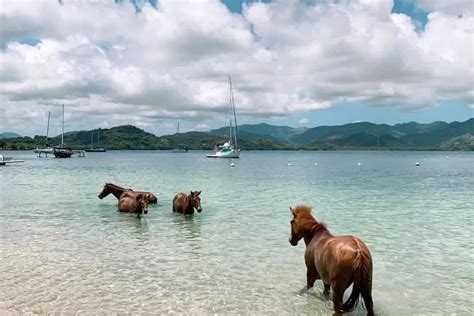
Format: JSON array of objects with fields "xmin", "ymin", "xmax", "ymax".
[
  {"xmin": 314, "ymin": 163, "xmax": 318, "ymax": 166},
  {"xmin": 357, "ymin": 162, "xmax": 362, "ymax": 166},
  {"xmin": 287, "ymin": 163, "xmax": 292, "ymax": 166},
  {"xmin": 445, "ymin": 156, "xmax": 449, "ymax": 159},
  {"xmin": 415, "ymin": 162, "xmax": 420, "ymax": 166},
  {"xmin": 230, "ymin": 163, "xmax": 235, "ymax": 167}
]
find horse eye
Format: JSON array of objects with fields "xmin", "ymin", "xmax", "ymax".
[{"xmin": 290, "ymin": 219, "xmax": 295, "ymax": 224}]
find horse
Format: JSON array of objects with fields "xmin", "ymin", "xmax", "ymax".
[
  {"xmin": 289, "ymin": 205, "xmax": 374, "ymax": 316},
  {"xmin": 172, "ymin": 191, "xmax": 202, "ymax": 214},
  {"xmin": 98, "ymin": 183, "xmax": 157, "ymax": 204},
  {"xmin": 118, "ymin": 194, "xmax": 150, "ymax": 217},
  {"xmin": 98, "ymin": 183, "xmax": 131, "ymax": 200}
]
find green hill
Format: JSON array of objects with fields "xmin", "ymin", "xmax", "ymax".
[
  {"xmin": 210, "ymin": 123, "xmax": 307, "ymax": 144},
  {"xmin": 0, "ymin": 132, "xmax": 22, "ymax": 139},
  {"xmin": 2, "ymin": 118, "xmax": 473, "ymax": 151}
]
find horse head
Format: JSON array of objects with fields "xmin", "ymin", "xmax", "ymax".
[
  {"xmin": 138, "ymin": 195, "xmax": 150, "ymax": 215},
  {"xmin": 98, "ymin": 183, "xmax": 111, "ymax": 199},
  {"xmin": 288, "ymin": 205, "xmax": 313, "ymax": 246},
  {"xmin": 190, "ymin": 191, "xmax": 202, "ymax": 213},
  {"xmin": 146, "ymin": 193, "xmax": 158, "ymax": 204}
]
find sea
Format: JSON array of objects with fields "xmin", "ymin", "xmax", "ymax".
[{"xmin": 1, "ymin": 150, "xmax": 473, "ymax": 315}]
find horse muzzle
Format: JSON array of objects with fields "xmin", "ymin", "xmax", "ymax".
[
  {"xmin": 143, "ymin": 209, "xmax": 148, "ymax": 215},
  {"xmin": 289, "ymin": 238, "xmax": 298, "ymax": 246},
  {"xmin": 197, "ymin": 208, "xmax": 202, "ymax": 213}
]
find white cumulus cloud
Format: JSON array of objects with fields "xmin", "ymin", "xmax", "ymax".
[{"xmin": 0, "ymin": 0, "xmax": 472, "ymax": 135}]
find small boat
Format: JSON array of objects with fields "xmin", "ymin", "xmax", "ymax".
[
  {"xmin": 207, "ymin": 77, "xmax": 240, "ymax": 159},
  {"xmin": 85, "ymin": 148, "xmax": 106, "ymax": 153},
  {"xmin": 53, "ymin": 146, "xmax": 74, "ymax": 158},
  {"xmin": 0, "ymin": 154, "xmax": 24, "ymax": 166},
  {"xmin": 171, "ymin": 121, "xmax": 188, "ymax": 153},
  {"xmin": 207, "ymin": 142, "xmax": 240, "ymax": 158},
  {"xmin": 85, "ymin": 129, "xmax": 106, "ymax": 152},
  {"xmin": 53, "ymin": 105, "xmax": 75, "ymax": 158},
  {"xmin": 34, "ymin": 111, "xmax": 53, "ymax": 156},
  {"xmin": 172, "ymin": 146, "xmax": 188, "ymax": 153}
]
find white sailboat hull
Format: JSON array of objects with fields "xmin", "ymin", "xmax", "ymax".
[
  {"xmin": 206, "ymin": 149, "xmax": 240, "ymax": 158},
  {"xmin": 34, "ymin": 148, "xmax": 54, "ymax": 154}
]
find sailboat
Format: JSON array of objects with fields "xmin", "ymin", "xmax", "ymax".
[
  {"xmin": 53, "ymin": 105, "xmax": 74, "ymax": 158},
  {"xmin": 34, "ymin": 111, "xmax": 54, "ymax": 156},
  {"xmin": 85, "ymin": 129, "xmax": 106, "ymax": 152},
  {"xmin": 206, "ymin": 77, "xmax": 240, "ymax": 158},
  {"xmin": 172, "ymin": 121, "xmax": 188, "ymax": 153}
]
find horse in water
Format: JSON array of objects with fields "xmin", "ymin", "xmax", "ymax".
[
  {"xmin": 289, "ymin": 205, "xmax": 374, "ymax": 316},
  {"xmin": 98, "ymin": 183, "xmax": 157, "ymax": 217},
  {"xmin": 173, "ymin": 191, "xmax": 202, "ymax": 214},
  {"xmin": 98, "ymin": 183, "xmax": 157, "ymax": 204},
  {"xmin": 118, "ymin": 193, "xmax": 150, "ymax": 217}
]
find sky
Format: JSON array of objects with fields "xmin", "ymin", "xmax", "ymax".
[{"xmin": 0, "ymin": 0, "xmax": 473, "ymax": 137}]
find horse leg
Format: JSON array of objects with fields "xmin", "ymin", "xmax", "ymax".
[
  {"xmin": 323, "ymin": 283, "xmax": 331, "ymax": 296},
  {"xmin": 331, "ymin": 282, "xmax": 346, "ymax": 314},
  {"xmin": 299, "ymin": 266, "xmax": 318, "ymax": 295}
]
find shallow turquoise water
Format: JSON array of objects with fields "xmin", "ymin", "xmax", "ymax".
[{"xmin": 1, "ymin": 150, "xmax": 473, "ymax": 315}]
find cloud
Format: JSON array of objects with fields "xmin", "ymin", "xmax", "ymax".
[
  {"xmin": 195, "ymin": 123, "xmax": 210, "ymax": 130},
  {"xmin": 414, "ymin": 0, "xmax": 474, "ymax": 16},
  {"xmin": 0, "ymin": 0, "xmax": 472, "ymax": 135}
]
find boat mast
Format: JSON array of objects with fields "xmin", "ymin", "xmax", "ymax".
[
  {"xmin": 228, "ymin": 76, "xmax": 238, "ymax": 147},
  {"xmin": 90, "ymin": 131, "xmax": 94, "ymax": 149},
  {"xmin": 61, "ymin": 104, "xmax": 64, "ymax": 147},
  {"xmin": 97, "ymin": 129, "xmax": 100, "ymax": 147},
  {"xmin": 45, "ymin": 111, "xmax": 51, "ymax": 146}
]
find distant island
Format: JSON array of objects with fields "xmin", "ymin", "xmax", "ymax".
[{"xmin": 1, "ymin": 119, "xmax": 473, "ymax": 151}]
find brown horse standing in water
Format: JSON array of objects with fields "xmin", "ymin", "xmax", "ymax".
[
  {"xmin": 118, "ymin": 194, "xmax": 150, "ymax": 217},
  {"xmin": 98, "ymin": 183, "xmax": 157, "ymax": 204},
  {"xmin": 289, "ymin": 205, "xmax": 374, "ymax": 316},
  {"xmin": 172, "ymin": 191, "xmax": 202, "ymax": 214},
  {"xmin": 98, "ymin": 183, "xmax": 157, "ymax": 216}
]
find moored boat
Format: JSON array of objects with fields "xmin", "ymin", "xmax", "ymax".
[
  {"xmin": 171, "ymin": 121, "xmax": 188, "ymax": 153},
  {"xmin": 206, "ymin": 77, "xmax": 240, "ymax": 159},
  {"xmin": 85, "ymin": 129, "xmax": 106, "ymax": 152}
]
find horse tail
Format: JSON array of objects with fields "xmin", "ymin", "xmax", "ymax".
[{"xmin": 341, "ymin": 238, "xmax": 373, "ymax": 314}]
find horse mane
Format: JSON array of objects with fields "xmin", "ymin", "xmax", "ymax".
[
  {"xmin": 106, "ymin": 183, "xmax": 126, "ymax": 190},
  {"xmin": 293, "ymin": 205, "xmax": 329, "ymax": 233}
]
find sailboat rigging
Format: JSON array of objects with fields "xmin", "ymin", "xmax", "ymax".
[
  {"xmin": 206, "ymin": 76, "xmax": 240, "ymax": 158},
  {"xmin": 34, "ymin": 111, "xmax": 54, "ymax": 156},
  {"xmin": 85, "ymin": 129, "xmax": 106, "ymax": 152},
  {"xmin": 172, "ymin": 121, "xmax": 188, "ymax": 153},
  {"xmin": 53, "ymin": 105, "xmax": 74, "ymax": 158}
]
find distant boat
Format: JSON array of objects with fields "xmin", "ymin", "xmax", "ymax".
[
  {"xmin": 206, "ymin": 77, "xmax": 240, "ymax": 159},
  {"xmin": 34, "ymin": 111, "xmax": 54, "ymax": 156},
  {"xmin": 85, "ymin": 129, "xmax": 106, "ymax": 152},
  {"xmin": 0, "ymin": 154, "xmax": 24, "ymax": 166},
  {"xmin": 172, "ymin": 121, "xmax": 188, "ymax": 153},
  {"xmin": 53, "ymin": 105, "xmax": 74, "ymax": 158}
]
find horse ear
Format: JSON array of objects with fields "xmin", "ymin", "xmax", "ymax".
[
  {"xmin": 290, "ymin": 206, "xmax": 296, "ymax": 216},
  {"xmin": 198, "ymin": 191, "xmax": 201, "ymax": 195},
  {"xmin": 136, "ymin": 195, "xmax": 142, "ymax": 201},
  {"xmin": 190, "ymin": 191, "xmax": 193, "ymax": 196}
]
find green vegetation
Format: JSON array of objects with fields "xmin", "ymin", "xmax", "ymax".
[{"xmin": 1, "ymin": 119, "xmax": 472, "ymax": 151}]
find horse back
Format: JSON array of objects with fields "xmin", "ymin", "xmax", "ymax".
[
  {"xmin": 118, "ymin": 196, "xmax": 139, "ymax": 213},
  {"xmin": 173, "ymin": 193, "xmax": 188, "ymax": 213},
  {"xmin": 315, "ymin": 235, "xmax": 370, "ymax": 283}
]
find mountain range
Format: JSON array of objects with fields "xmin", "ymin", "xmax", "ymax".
[
  {"xmin": 0, "ymin": 132, "xmax": 21, "ymax": 139},
  {"xmin": 1, "ymin": 119, "xmax": 473, "ymax": 151}
]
